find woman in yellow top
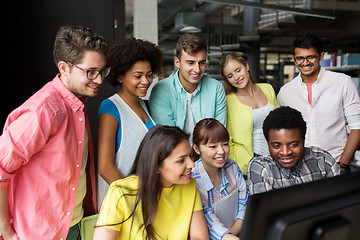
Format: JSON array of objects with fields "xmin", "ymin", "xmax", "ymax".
[
  {"xmin": 93, "ymin": 125, "xmax": 209, "ymax": 240},
  {"xmin": 220, "ymin": 53, "xmax": 278, "ymax": 176}
]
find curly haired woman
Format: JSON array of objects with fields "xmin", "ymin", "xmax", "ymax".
[{"xmin": 97, "ymin": 38, "xmax": 163, "ymax": 207}]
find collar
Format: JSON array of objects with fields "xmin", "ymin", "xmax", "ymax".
[
  {"xmin": 197, "ymin": 158, "xmax": 228, "ymax": 192},
  {"xmin": 264, "ymin": 152, "xmax": 305, "ymax": 178},
  {"xmin": 297, "ymin": 67, "xmax": 325, "ymax": 86},
  {"xmin": 53, "ymin": 74, "xmax": 87, "ymax": 112},
  {"xmin": 174, "ymin": 69, "xmax": 202, "ymax": 95}
]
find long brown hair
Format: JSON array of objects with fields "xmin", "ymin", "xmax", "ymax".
[
  {"xmin": 219, "ymin": 52, "xmax": 253, "ymax": 94},
  {"xmin": 191, "ymin": 118, "xmax": 229, "ymax": 161},
  {"xmin": 121, "ymin": 125, "xmax": 189, "ymax": 239}
]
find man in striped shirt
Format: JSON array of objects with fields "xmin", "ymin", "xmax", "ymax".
[{"xmin": 247, "ymin": 106, "xmax": 340, "ymax": 195}]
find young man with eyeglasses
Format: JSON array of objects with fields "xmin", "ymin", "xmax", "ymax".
[
  {"xmin": 0, "ymin": 26, "xmax": 109, "ymax": 240},
  {"xmin": 277, "ymin": 33, "xmax": 360, "ymax": 174}
]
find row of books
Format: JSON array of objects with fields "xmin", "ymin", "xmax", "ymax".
[{"xmin": 320, "ymin": 52, "xmax": 360, "ymax": 68}]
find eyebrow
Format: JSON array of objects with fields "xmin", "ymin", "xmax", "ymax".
[
  {"xmin": 132, "ymin": 70, "xmax": 152, "ymax": 74},
  {"xmin": 185, "ymin": 59, "xmax": 206, "ymax": 63},
  {"xmin": 271, "ymin": 140, "xmax": 300, "ymax": 145}
]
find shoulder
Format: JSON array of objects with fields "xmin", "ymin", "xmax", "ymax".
[
  {"xmin": 248, "ymin": 155, "xmax": 272, "ymax": 172},
  {"xmin": 305, "ymin": 146, "xmax": 334, "ymax": 161},
  {"xmin": 201, "ymin": 75, "xmax": 223, "ymax": 88},
  {"xmin": 110, "ymin": 175, "xmax": 139, "ymax": 194},
  {"xmin": 257, "ymin": 83, "xmax": 274, "ymax": 90},
  {"xmin": 176, "ymin": 177, "xmax": 198, "ymax": 192},
  {"xmin": 150, "ymin": 76, "xmax": 176, "ymax": 99},
  {"xmin": 191, "ymin": 160, "xmax": 204, "ymax": 178}
]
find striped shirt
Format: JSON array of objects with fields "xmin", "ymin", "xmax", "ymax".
[
  {"xmin": 192, "ymin": 158, "xmax": 248, "ymax": 240},
  {"xmin": 247, "ymin": 146, "xmax": 340, "ymax": 195}
]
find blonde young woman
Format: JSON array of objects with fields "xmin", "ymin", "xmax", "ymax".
[{"xmin": 220, "ymin": 53, "xmax": 278, "ymax": 177}]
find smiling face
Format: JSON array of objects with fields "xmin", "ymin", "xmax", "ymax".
[
  {"xmin": 222, "ymin": 59, "xmax": 251, "ymax": 90},
  {"xmin": 59, "ymin": 51, "xmax": 106, "ymax": 98},
  {"xmin": 268, "ymin": 128, "xmax": 305, "ymax": 169},
  {"xmin": 174, "ymin": 49, "xmax": 207, "ymax": 93},
  {"xmin": 158, "ymin": 140, "xmax": 194, "ymax": 188},
  {"xmin": 118, "ymin": 60, "xmax": 153, "ymax": 98},
  {"xmin": 193, "ymin": 141, "xmax": 230, "ymax": 172},
  {"xmin": 293, "ymin": 47, "xmax": 324, "ymax": 81}
]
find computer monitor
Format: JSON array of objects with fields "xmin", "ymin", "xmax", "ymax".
[{"xmin": 240, "ymin": 172, "xmax": 360, "ymax": 240}]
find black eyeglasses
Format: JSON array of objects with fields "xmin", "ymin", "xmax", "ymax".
[
  {"xmin": 68, "ymin": 63, "xmax": 111, "ymax": 80},
  {"xmin": 294, "ymin": 55, "xmax": 320, "ymax": 64}
]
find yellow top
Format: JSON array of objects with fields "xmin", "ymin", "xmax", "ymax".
[
  {"xmin": 226, "ymin": 83, "xmax": 278, "ymax": 174},
  {"xmin": 96, "ymin": 175, "xmax": 203, "ymax": 239}
]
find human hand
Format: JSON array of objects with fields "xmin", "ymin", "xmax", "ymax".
[{"xmin": 222, "ymin": 233, "xmax": 240, "ymax": 240}]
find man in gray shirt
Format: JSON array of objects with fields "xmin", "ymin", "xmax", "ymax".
[{"xmin": 247, "ymin": 106, "xmax": 340, "ymax": 195}]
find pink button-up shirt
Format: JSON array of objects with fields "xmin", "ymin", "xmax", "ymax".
[
  {"xmin": 0, "ymin": 75, "xmax": 97, "ymax": 240},
  {"xmin": 277, "ymin": 67, "xmax": 360, "ymax": 161}
]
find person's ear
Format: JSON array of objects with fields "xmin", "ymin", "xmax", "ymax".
[
  {"xmin": 192, "ymin": 144, "xmax": 201, "ymax": 155},
  {"xmin": 319, "ymin": 52, "xmax": 325, "ymax": 61},
  {"xmin": 117, "ymin": 76, "xmax": 123, "ymax": 84},
  {"xmin": 174, "ymin": 57, "xmax": 181, "ymax": 69},
  {"xmin": 58, "ymin": 61, "xmax": 70, "ymax": 76}
]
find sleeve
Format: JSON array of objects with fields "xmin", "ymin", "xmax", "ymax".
[
  {"xmin": 323, "ymin": 151, "xmax": 340, "ymax": 177},
  {"xmin": 148, "ymin": 82, "xmax": 176, "ymax": 126},
  {"xmin": 276, "ymin": 87, "xmax": 286, "ymax": 107},
  {"xmin": 96, "ymin": 182, "xmax": 125, "ymax": 231},
  {"xmin": 268, "ymin": 84, "xmax": 279, "ymax": 108},
  {"xmin": 194, "ymin": 180, "xmax": 230, "ymax": 239},
  {"xmin": 247, "ymin": 159, "xmax": 273, "ymax": 195},
  {"xmin": 235, "ymin": 166, "xmax": 249, "ymax": 220},
  {"xmin": 0, "ymin": 108, "xmax": 52, "ymax": 189},
  {"xmin": 203, "ymin": 203, "xmax": 231, "ymax": 240},
  {"xmin": 215, "ymin": 82, "xmax": 227, "ymax": 126},
  {"xmin": 193, "ymin": 188, "xmax": 203, "ymax": 212},
  {"xmin": 98, "ymin": 99, "xmax": 120, "ymax": 122},
  {"xmin": 343, "ymin": 76, "xmax": 360, "ymax": 130}
]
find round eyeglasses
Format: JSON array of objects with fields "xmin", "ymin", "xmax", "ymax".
[
  {"xmin": 294, "ymin": 55, "xmax": 320, "ymax": 64},
  {"xmin": 68, "ymin": 63, "xmax": 111, "ymax": 80}
]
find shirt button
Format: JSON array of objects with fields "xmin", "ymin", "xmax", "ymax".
[
  {"xmin": 72, "ymin": 187, "xmax": 76, "ymax": 191},
  {"xmin": 79, "ymin": 141, "xmax": 82, "ymax": 144},
  {"xmin": 76, "ymin": 164, "xmax": 80, "ymax": 168},
  {"xmin": 67, "ymin": 212, "xmax": 71, "ymax": 216},
  {"xmin": 60, "ymin": 238, "xmax": 64, "ymax": 240},
  {"xmin": 79, "ymin": 118, "xmax": 83, "ymax": 121}
]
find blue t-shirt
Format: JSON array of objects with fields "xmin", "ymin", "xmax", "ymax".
[{"xmin": 98, "ymin": 99, "xmax": 155, "ymax": 152}]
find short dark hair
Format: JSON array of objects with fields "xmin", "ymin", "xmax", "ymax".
[
  {"xmin": 106, "ymin": 38, "xmax": 163, "ymax": 86},
  {"xmin": 263, "ymin": 106, "xmax": 307, "ymax": 141},
  {"xmin": 53, "ymin": 25, "xmax": 108, "ymax": 65},
  {"xmin": 176, "ymin": 33, "xmax": 207, "ymax": 59},
  {"xmin": 293, "ymin": 33, "xmax": 324, "ymax": 54}
]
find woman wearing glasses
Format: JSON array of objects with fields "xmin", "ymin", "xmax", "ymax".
[
  {"xmin": 219, "ymin": 53, "xmax": 278, "ymax": 177},
  {"xmin": 97, "ymin": 38, "xmax": 163, "ymax": 208}
]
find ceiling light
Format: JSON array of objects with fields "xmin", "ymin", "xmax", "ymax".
[{"xmin": 180, "ymin": 26, "xmax": 201, "ymax": 33}]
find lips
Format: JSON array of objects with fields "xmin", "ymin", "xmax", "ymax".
[
  {"xmin": 182, "ymin": 171, "xmax": 192, "ymax": 178},
  {"xmin": 214, "ymin": 156, "xmax": 226, "ymax": 164},
  {"xmin": 88, "ymin": 84, "xmax": 99, "ymax": 91},
  {"xmin": 137, "ymin": 86, "xmax": 149, "ymax": 93}
]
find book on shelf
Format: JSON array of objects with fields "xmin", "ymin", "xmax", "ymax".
[{"xmin": 320, "ymin": 52, "xmax": 360, "ymax": 69}]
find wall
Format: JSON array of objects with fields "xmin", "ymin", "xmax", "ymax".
[{"xmin": 4, "ymin": 0, "xmax": 119, "ymax": 161}]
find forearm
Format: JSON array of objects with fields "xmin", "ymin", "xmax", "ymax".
[
  {"xmin": 339, "ymin": 129, "xmax": 360, "ymax": 165},
  {"xmin": 0, "ymin": 188, "xmax": 18, "ymax": 239},
  {"xmin": 98, "ymin": 164, "xmax": 124, "ymax": 185},
  {"xmin": 229, "ymin": 219, "xmax": 243, "ymax": 236}
]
